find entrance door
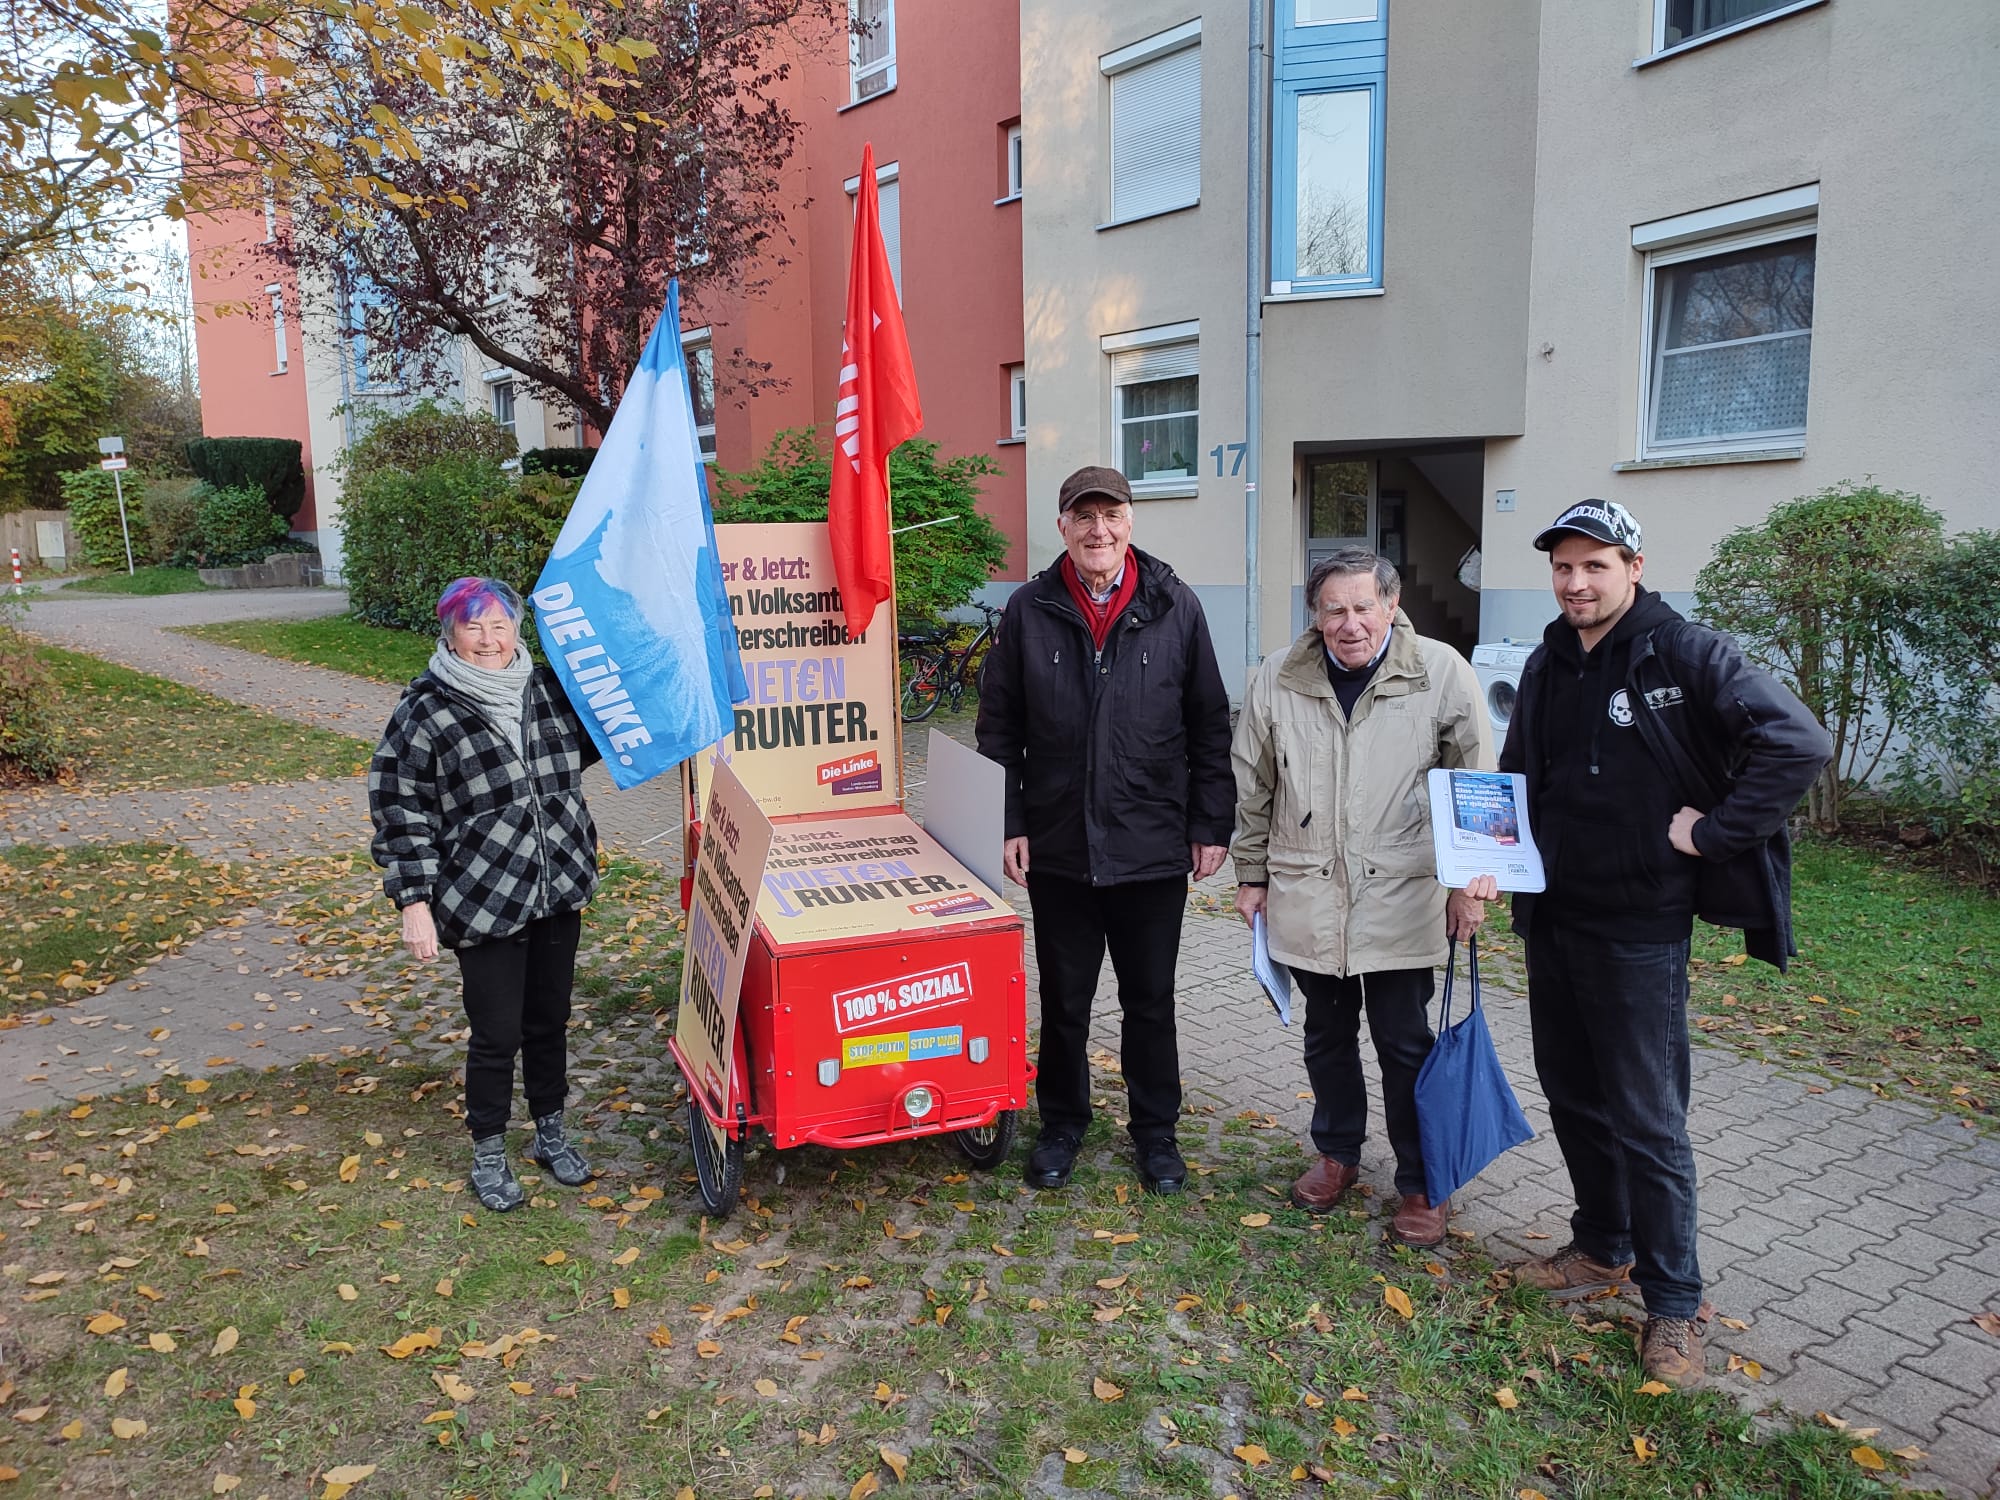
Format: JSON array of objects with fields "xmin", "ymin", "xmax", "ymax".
[{"xmin": 1302, "ymin": 457, "xmax": 1374, "ymax": 626}]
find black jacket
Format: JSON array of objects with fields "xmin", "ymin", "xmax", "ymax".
[
  {"xmin": 1500, "ymin": 589, "xmax": 1831, "ymax": 969},
  {"xmin": 975, "ymin": 547, "xmax": 1235, "ymax": 886}
]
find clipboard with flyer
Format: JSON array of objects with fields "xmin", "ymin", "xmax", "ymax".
[{"xmin": 1427, "ymin": 769, "xmax": 1547, "ymax": 893}]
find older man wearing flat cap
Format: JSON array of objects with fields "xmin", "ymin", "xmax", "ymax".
[{"xmin": 976, "ymin": 466, "xmax": 1234, "ymax": 1195}]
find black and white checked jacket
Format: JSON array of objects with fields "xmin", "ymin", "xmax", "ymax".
[{"xmin": 368, "ymin": 666, "xmax": 601, "ymax": 949}]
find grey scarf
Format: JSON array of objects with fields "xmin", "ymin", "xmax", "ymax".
[{"xmin": 428, "ymin": 640, "xmax": 533, "ymax": 756}]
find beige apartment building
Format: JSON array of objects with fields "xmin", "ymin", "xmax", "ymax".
[{"xmin": 1018, "ymin": 0, "xmax": 2000, "ymax": 685}]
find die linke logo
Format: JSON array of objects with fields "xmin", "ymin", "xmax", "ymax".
[{"xmin": 830, "ymin": 961, "xmax": 974, "ymax": 1035}]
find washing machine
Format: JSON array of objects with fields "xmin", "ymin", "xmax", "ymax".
[{"xmin": 1471, "ymin": 640, "xmax": 1535, "ymax": 740}]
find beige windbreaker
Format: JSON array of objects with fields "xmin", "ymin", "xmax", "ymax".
[{"xmin": 1230, "ymin": 616, "xmax": 1493, "ymax": 977}]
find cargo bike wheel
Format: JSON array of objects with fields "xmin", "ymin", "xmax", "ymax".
[
  {"xmin": 687, "ymin": 1099, "xmax": 745, "ymax": 1215},
  {"xmin": 950, "ymin": 1109, "xmax": 1018, "ymax": 1170}
]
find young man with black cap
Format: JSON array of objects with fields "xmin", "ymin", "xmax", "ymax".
[
  {"xmin": 976, "ymin": 465, "xmax": 1235, "ymax": 1194},
  {"xmin": 1500, "ymin": 499, "xmax": 1830, "ymax": 1387}
]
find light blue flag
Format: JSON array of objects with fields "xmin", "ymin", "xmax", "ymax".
[{"xmin": 531, "ymin": 281, "xmax": 747, "ymax": 789}]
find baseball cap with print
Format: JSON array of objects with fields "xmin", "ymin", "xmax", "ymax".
[{"xmin": 1534, "ymin": 498, "xmax": 1643, "ymax": 553}]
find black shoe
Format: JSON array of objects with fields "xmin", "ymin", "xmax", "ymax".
[
  {"xmin": 1025, "ymin": 1132, "xmax": 1081, "ymax": 1189},
  {"xmin": 1135, "ymin": 1137, "xmax": 1186, "ymax": 1195}
]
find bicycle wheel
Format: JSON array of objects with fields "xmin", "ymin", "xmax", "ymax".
[
  {"xmin": 687, "ymin": 1099, "xmax": 744, "ymax": 1216},
  {"xmin": 900, "ymin": 651, "xmax": 946, "ymax": 722},
  {"xmin": 950, "ymin": 1110, "xmax": 1017, "ymax": 1170},
  {"xmin": 958, "ymin": 625, "xmax": 997, "ymax": 705}
]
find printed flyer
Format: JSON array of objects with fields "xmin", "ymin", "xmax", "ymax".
[
  {"xmin": 755, "ymin": 812, "xmax": 1008, "ymax": 944},
  {"xmin": 1426, "ymin": 769, "xmax": 1547, "ymax": 893}
]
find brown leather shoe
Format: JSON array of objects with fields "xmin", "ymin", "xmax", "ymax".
[
  {"xmin": 1640, "ymin": 1315, "xmax": 1706, "ymax": 1388},
  {"xmin": 1290, "ymin": 1156, "xmax": 1359, "ymax": 1213},
  {"xmin": 1391, "ymin": 1193, "xmax": 1449, "ymax": 1246},
  {"xmin": 1513, "ymin": 1242, "xmax": 1636, "ymax": 1298}
]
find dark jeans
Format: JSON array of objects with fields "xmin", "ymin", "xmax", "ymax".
[
  {"xmin": 1527, "ymin": 912, "xmax": 1702, "ymax": 1318},
  {"xmin": 1295, "ymin": 966, "xmax": 1436, "ymax": 1197},
  {"xmin": 1027, "ymin": 873, "xmax": 1186, "ymax": 1142},
  {"xmin": 455, "ymin": 909, "xmax": 582, "ymax": 1139}
]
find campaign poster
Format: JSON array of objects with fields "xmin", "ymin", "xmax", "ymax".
[
  {"xmin": 755, "ymin": 812, "xmax": 1007, "ymax": 945},
  {"xmin": 676, "ymin": 759, "xmax": 775, "ymax": 1115},
  {"xmin": 688, "ymin": 522, "xmax": 901, "ymax": 816},
  {"xmin": 1426, "ymin": 769, "xmax": 1547, "ymax": 893}
]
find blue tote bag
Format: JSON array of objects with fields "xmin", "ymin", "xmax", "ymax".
[{"xmin": 1414, "ymin": 935, "xmax": 1534, "ymax": 1205}]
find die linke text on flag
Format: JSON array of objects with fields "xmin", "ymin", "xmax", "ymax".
[
  {"xmin": 827, "ymin": 141, "xmax": 922, "ymax": 640},
  {"xmin": 531, "ymin": 279, "xmax": 747, "ymax": 790}
]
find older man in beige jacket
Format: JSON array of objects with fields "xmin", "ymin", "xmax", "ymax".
[{"xmin": 1232, "ymin": 548, "xmax": 1495, "ymax": 1246}]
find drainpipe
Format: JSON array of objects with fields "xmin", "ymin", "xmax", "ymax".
[{"xmin": 1243, "ymin": 0, "xmax": 1269, "ymax": 674}]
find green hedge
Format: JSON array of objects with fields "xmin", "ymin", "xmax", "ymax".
[
  {"xmin": 0, "ymin": 628, "xmax": 67, "ymax": 782},
  {"xmin": 185, "ymin": 437, "xmax": 306, "ymax": 520},
  {"xmin": 521, "ymin": 446, "xmax": 597, "ymax": 479},
  {"xmin": 344, "ymin": 401, "xmax": 518, "ymax": 480},
  {"xmin": 341, "ymin": 458, "xmax": 569, "ymax": 631},
  {"xmin": 58, "ymin": 468, "xmax": 146, "ymax": 569},
  {"xmin": 142, "ymin": 476, "xmax": 203, "ymax": 566},
  {"xmin": 195, "ymin": 483, "xmax": 290, "ymax": 566}
]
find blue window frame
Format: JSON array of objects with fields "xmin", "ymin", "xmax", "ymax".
[
  {"xmin": 1271, "ymin": 1, "xmax": 1387, "ymax": 294},
  {"xmin": 345, "ymin": 270, "xmax": 402, "ymax": 393}
]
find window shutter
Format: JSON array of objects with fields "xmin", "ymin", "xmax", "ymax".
[
  {"xmin": 1111, "ymin": 340, "xmax": 1198, "ymax": 386},
  {"xmin": 1110, "ymin": 45, "xmax": 1200, "ymax": 221},
  {"xmin": 877, "ymin": 177, "xmax": 902, "ymax": 299}
]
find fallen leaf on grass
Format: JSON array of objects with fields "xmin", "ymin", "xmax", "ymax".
[
  {"xmin": 696, "ymin": 1340, "xmax": 721, "ymax": 1358},
  {"xmin": 1493, "ymin": 1387, "xmax": 1519, "ymax": 1409},
  {"xmin": 211, "ymin": 1326, "xmax": 239, "ymax": 1357},
  {"xmin": 86, "ymin": 1312, "xmax": 127, "ymax": 1335},
  {"xmin": 434, "ymin": 1372, "xmax": 475, "ymax": 1403},
  {"xmin": 232, "ymin": 1396, "xmax": 255, "ymax": 1420},
  {"xmin": 338, "ymin": 1156, "xmax": 360, "ymax": 1183},
  {"xmin": 1383, "ymin": 1286, "xmax": 1414, "ymax": 1319},
  {"xmin": 1095, "ymin": 1274, "xmax": 1129, "ymax": 1290},
  {"xmin": 1631, "ymin": 1435, "xmax": 1655, "ymax": 1462},
  {"xmin": 0, "ymin": 1466, "xmax": 21, "ymax": 1482},
  {"xmin": 105, "ymin": 1368, "xmax": 129, "ymax": 1398},
  {"xmin": 337, "ymin": 1284, "xmax": 358, "ymax": 1302},
  {"xmin": 111, "ymin": 1417, "xmax": 148, "ymax": 1439},
  {"xmin": 60, "ymin": 1419, "xmax": 84, "ymax": 1441},
  {"xmin": 1091, "ymin": 1305, "xmax": 1124, "ymax": 1324},
  {"xmin": 541, "ymin": 1250, "xmax": 567, "ymax": 1266},
  {"xmin": 879, "ymin": 1446, "xmax": 909, "ymax": 1481},
  {"xmin": 647, "ymin": 1325, "xmax": 673, "ymax": 1348},
  {"xmin": 12, "ymin": 1407, "xmax": 49, "ymax": 1424},
  {"xmin": 1092, "ymin": 1377, "xmax": 1124, "ymax": 1402},
  {"xmin": 213, "ymin": 1476, "xmax": 241, "ymax": 1494},
  {"xmin": 1173, "ymin": 1294, "xmax": 1202, "ymax": 1312},
  {"xmin": 849, "ymin": 1473, "xmax": 880, "ymax": 1499},
  {"xmin": 1850, "ymin": 1447, "xmax": 1886, "ymax": 1471},
  {"xmin": 1239, "ymin": 1213, "xmax": 1272, "ymax": 1228},
  {"xmin": 148, "ymin": 1333, "xmax": 176, "ymax": 1353},
  {"xmin": 1233, "ymin": 1443, "xmax": 1272, "ymax": 1467},
  {"xmin": 288, "ymin": 1369, "xmax": 305, "ymax": 1385},
  {"xmin": 1331, "ymin": 1416, "xmax": 1358, "ymax": 1439},
  {"xmin": 509, "ymin": 1382, "xmax": 534, "ymax": 1396},
  {"xmin": 1637, "ymin": 1380, "xmax": 1671, "ymax": 1396},
  {"xmin": 1341, "ymin": 1387, "xmax": 1366, "ymax": 1401},
  {"xmin": 1062, "ymin": 1448, "xmax": 1088, "ymax": 1464},
  {"xmin": 1519, "ymin": 1490, "xmax": 1550, "ymax": 1500},
  {"xmin": 380, "ymin": 1328, "xmax": 442, "ymax": 1359},
  {"xmin": 613, "ymin": 1246, "xmax": 641, "ymax": 1267},
  {"xmin": 611, "ymin": 1287, "xmax": 632, "ymax": 1309},
  {"xmin": 754, "ymin": 1379, "xmax": 779, "ymax": 1397}
]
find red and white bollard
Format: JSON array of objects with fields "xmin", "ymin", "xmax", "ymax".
[{"xmin": 8, "ymin": 547, "xmax": 20, "ymax": 592}]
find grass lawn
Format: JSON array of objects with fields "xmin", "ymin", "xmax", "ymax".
[
  {"xmin": 63, "ymin": 567, "xmax": 212, "ymax": 596},
  {"xmin": 28, "ymin": 642, "xmax": 370, "ymax": 790},
  {"xmin": 176, "ymin": 615, "xmax": 435, "ymax": 685},
  {"xmin": 0, "ymin": 843, "xmax": 362, "ymax": 1018},
  {"xmin": 1683, "ymin": 837, "xmax": 1999, "ymax": 1123},
  {"xmin": 0, "ymin": 1062, "xmax": 1928, "ymax": 1500}
]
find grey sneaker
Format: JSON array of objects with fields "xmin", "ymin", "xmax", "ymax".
[
  {"xmin": 471, "ymin": 1134, "xmax": 525, "ymax": 1212},
  {"xmin": 529, "ymin": 1112, "xmax": 592, "ymax": 1187}
]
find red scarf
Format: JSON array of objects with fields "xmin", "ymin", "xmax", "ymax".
[{"xmin": 1061, "ymin": 552, "xmax": 1140, "ymax": 650}]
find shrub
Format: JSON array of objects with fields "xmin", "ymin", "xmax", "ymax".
[
  {"xmin": 521, "ymin": 446, "xmax": 597, "ymax": 479},
  {"xmin": 59, "ymin": 467, "xmax": 147, "ymax": 569},
  {"xmin": 712, "ymin": 429, "xmax": 1007, "ymax": 628},
  {"xmin": 1695, "ymin": 482, "xmax": 1944, "ymax": 830},
  {"xmin": 194, "ymin": 483, "xmax": 289, "ymax": 566},
  {"xmin": 185, "ymin": 436, "xmax": 306, "ymax": 521},
  {"xmin": 340, "ymin": 457, "xmax": 526, "ymax": 630},
  {"xmin": 343, "ymin": 400, "xmax": 518, "ymax": 480},
  {"xmin": 0, "ymin": 607, "xmax": 66, "ymax": 783},
  {"xmin": 142, "ymin": 475, "xmax": 205, "ymax": 565}
]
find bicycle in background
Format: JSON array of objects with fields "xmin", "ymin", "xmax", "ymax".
[{"xmin": 898, "ymin": 602, "xmax": 1000, "ymax": 722}]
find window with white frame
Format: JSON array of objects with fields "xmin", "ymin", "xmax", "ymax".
[
  {"xmin": 1006, "ymin": 364, "xmax": 1026, "ymax": 439},
  {"xmin": 265, "ymin": 284, "xmax": 288, "ymax": 374},
  {"xmin": 1102, "ymin": 21, "xmax": 1201, "ymax": 225},
  {"xmin": 346, "ymin": 275, "xmax": 401, "ymax": 392},
  {"xmin": 262, "ymin": 178, "xmax": 277, "ymax": 243},
  {"xmin": 1272, "ymin": 0, "xmax": 1385, "ymax": 294},
  {"xmin": 1004, "ymin": 124, "xmax": 1023, "ymax": 200},
  {"xmin": 489, "ymin": 377, "xmax": 517, "ymax": 437},
  {"xmin": 1105, "ymin": 323, "xmax": 1198, "ymax": 495},
  {"xmin": 849, "ymin": 0, "xmax": 895, "ymax": 103},
  {"xmin": 1656, "ymin": 0, "xmax": 1806, "ymax": 51},
  {"xmin": 844, "ymin": 162, "xmax": 902, "ymax": 301},
  {"xmin": 1636, "ymin": 188, "xmax": 1816, "ymax": 458},
  {"xmin": 681, "ymin": 328, "xmax": 717, "ymax": 462}
]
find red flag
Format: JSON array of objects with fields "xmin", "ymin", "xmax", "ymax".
[{"xmin": 828, "ymin": 142, "xmax": 922, "ymax": 639}]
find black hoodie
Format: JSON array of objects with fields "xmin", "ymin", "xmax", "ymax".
[{"xmin": 1521, "ymin": 588, "xmax": 1700, "ymax": 942}]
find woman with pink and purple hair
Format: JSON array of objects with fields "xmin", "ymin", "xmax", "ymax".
[{"xmin": 369, "ymin": 576, "xmax": 602, "ymax": 1212}]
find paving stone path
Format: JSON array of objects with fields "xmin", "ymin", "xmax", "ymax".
[{"xmin": 5, "ymin": 588, "xmax": 1997, "ymax": 1496}]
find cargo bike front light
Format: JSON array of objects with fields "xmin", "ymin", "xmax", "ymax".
[{"xmin": 901, "ymin": 1086, "xmax": 937, "ymax": 1121}]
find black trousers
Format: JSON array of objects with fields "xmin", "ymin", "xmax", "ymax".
[
  {"xmin": 454, "ymin": 909, "xmax": 582, "ymax": 1139},
  {"xmin": 1527, "ymin": 911, "xmax": 1702, "ymax": 1318},
  {"xmin": 1026, "ymin": 873, "xmax": 1187, "ymax": 1142},
  {"xmin": 1294, "ymin": 966, "xmax": 1437, "ymax": 1197}
]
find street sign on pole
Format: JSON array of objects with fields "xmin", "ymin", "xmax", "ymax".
[
  {"xmin": 99, "ymin": 456, "xmax": 128, "ymax": 472},
  {"xmin": 97, "ymin": 435, "xmax": 135, "ymax": 574},
  {"xmin": 97, "ymin": 435, "xmax": 124, "ymax": 455}
]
